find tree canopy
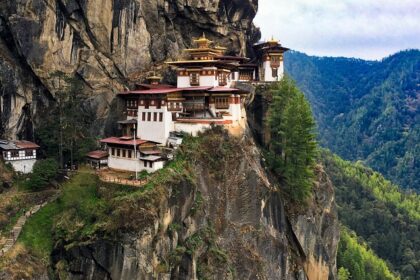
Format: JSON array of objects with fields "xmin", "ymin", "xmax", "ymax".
[
  {"xmin": 285, "ymin": 50, "xmax": 420, "ymax": 191},
  {"xmin": 266, "ymin": 78, "xmax": 318, "ymax": 202}
]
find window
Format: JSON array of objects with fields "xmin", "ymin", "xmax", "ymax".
[
  {"xmin": 272, "ymin": 68, "xmax": 278, "ymax": 78},
  {"xmin": 111, "ymin": 148, "xmax": 115, "ymax": 156},
  {"xmin": 126, "ymin": 100, "xmax": 138, "ymax": 108},
  {"xmin": 218, "ymin": 73, "xmax": 227, "ymax": 86},
  {"xmin": 149, "ymin": 162, "xmax": 153, "ymax": 168},
  {"xmin": 153, "ymin": 112, "xmax": 158, "ymax": 122},
  {"xmin": 11, "ymin": 151, "xmax": 19, "ymax": 158},
  {"xmin": 190, "ymin": 73, "xmax": 199, "ymax": 86},
  {"xmin": 144, "ymin": 161, "xmax": 147, "ymax": 167},
  {"xmin": 122, "ymin": 150, "xmax": 126, "ymax": 158},
  {"xmin": 128, "ymin": 150, "xmax": 132, "ymax": 158},
  {"xmin": 142, "ymin": 112, "xmax": 146, "ymax": 121},
  {"xmin": 117, "ymin": 149, "xmax": 121, "ymax": 157},
  {"xmin": 215, "ymin": 97, "xmax": 230, "ymax": 109},
  {"xmin": 25, "ymin": 150, "xmax": 34, "ymax": 157},
  {"xmin": 148, "ymin": 112, "xmax": 151, "ymax": 121},
  {"xmin": 159, "ymin": 113, "xmax": 163, "ymax": 122}
]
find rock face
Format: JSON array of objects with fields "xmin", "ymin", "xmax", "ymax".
[
  {"xmin": 0, "ymin": 2, "xmax": 340, "ymax": 279},
  {"xmin": 0, "ymin": 0, "xmax": 260, "ymax": 139},
  {"xmin": 50, "ymin": 129, "xmax": 339, "ymax": 280}
]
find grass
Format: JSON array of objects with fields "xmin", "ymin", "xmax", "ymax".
[
  {"xmin": 13, "ymin": 128, "xmax": 233, "ymax": 269},
  {"xmin": 17, "ymin": 171, "xmax": 109, "ymax": 261},
  {"xmin": 18, "ymin": 202, "xmax": 60, "ymax": 263}
]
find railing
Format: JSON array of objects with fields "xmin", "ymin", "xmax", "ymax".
[{"xmin": 98, "ymin": 174, "xmax": 147, "ymax": 187}]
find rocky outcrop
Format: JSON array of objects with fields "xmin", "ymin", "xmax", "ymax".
[
  {"xmin": 0, "ymin": 0, "xmax": 260, "ymax": 139},
  {"xmin": 290, "ymin": 166, "xmax": 339, "ymax": 280},
  {"xmin": 49, "ymin": 129, "xmax": 339, "ymax": 280}
]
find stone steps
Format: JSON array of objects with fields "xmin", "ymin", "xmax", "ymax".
[{"xmin": 0, "ymin": 192, "xmax": 60, "ymax": 259}]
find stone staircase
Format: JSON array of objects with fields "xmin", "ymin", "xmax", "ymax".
[{"xmin": 0, "ymin": 197, "xmax": 57, "ymax": 258}]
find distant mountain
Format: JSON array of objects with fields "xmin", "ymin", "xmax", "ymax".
[
  {"xmin": 285, "ymin": 50, "xmax": 420, "ymax": 190},
  {"xmin": 321, "ymin": 150, "xmax": 420, "ymax": 280}
]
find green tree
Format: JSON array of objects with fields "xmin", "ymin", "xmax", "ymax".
[
  {"xmin": 36, "ymin": 72, "xmax": 97, "ymax": 167},
  {"xmin": 25, "ymin": 159, "xmax": 59, "ymax": 191},
  {"xmin": 266, "ymin": 77, "xmax": 318, "ymax": 202},
  {"xmin": 338, "ymin": 267, "xmax": 351, "ymax": 280},
  {"xmin": 338, "ymin": 227, "xmax": 399, "ymax": 280}
]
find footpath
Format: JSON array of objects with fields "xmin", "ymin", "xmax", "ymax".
[{"xmin": 0, "ymin": 194, "xmax": 59, "ymax": 258}]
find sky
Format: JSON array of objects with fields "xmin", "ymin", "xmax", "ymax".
[{"xmin": 254, "ymin": 0, "xmax": 420, "ymax": 60}]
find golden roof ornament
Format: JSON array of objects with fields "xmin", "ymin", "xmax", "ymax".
[
  {"xmin": 268, "ymin": 36, "xmax": 278, "ymax": 44},
  {"xmin": 146, "ymin": 72, "xmax": 162, "ymax": 84}
]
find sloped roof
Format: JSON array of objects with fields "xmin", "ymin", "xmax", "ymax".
[
  {"xmin": 86, "ymin": 150, "xmax": 109, "ymax": 159},
  {"xmin": 0, "ymin": 140, "xmax": 39, "ymax": 150},
  {"xmin": 100, "ymin": 137, "xmax": 150, "ymax": 146}
]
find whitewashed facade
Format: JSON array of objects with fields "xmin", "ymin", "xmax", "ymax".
[{"xmin": 0, "ymin": 140, "xmax": 39, "ymax": 174}]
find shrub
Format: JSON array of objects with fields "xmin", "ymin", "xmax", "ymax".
[{"xmin": 25, "ymin": 159, "xmax": 59, "ymax": 191}]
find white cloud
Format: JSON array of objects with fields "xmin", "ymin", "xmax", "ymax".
[{"xmin": 254, "ymin": 0, "xmax": 420, "ymax": 59}]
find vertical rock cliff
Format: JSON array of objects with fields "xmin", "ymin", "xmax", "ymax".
[
  {"xmin": 0, "ymin": 2, "xmax": 339, "ymax": 279},
  {"xmin": 0, "ymin": 0, "xmax": 260, "ymax": 139},
  {"xmin": 47, "ymin": 128, "xmax": 338, "ymax": 280}
]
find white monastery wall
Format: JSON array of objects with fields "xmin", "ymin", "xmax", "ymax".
[
  {"xmin": 108, "ymin": 156, "xmax": 163, "ymax": 173},
  {"xmin": 9, "ymin": 159, "xmax": 37, "ymax": 174},
  {"xmin": 174, "ymin": 122, "xmax": 212, "ymax": 136},
  {"xmin": 200, "ymin": 75, "xmax": 218, "ymax": 87},
  {"xmin": 137, "ymin": 107, "xmax": 173, "ymax": 144},
  {"xmin": 177, "ymin": 76, "xmax": 190, "ymax": 87}
]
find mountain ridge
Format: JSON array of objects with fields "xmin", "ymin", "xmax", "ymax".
[{"xmin": 285, "ymin": 49, "xmax": 420, "ymax": 190}]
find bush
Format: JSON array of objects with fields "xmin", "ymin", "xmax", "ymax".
[{"xmin": 25, "ymin": 159, "xmax": 59, "ymax": 191}]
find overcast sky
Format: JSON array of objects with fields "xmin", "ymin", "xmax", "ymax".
[{"xmin": 254, "ymin": 0, "xmax": 420, "ymax": 60}]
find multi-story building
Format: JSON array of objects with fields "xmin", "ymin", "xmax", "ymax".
[{"xmin": 99, "ymin": 35, "xmax": 288, "ymax": 173}]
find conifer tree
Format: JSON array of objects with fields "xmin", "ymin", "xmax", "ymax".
[{"xmin": 267, "ymin": 77, "xmax": 317, "ymax": 202}]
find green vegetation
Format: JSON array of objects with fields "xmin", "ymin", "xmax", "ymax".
[
  {"xmin": 266, "ymin": 78, "xmax": 318, "ymax": 202},
  {"xmin": 18, "ymin": 203, "xmax": 60, "ymax": 262},
  {"xmin": 322, "ymin": 150, "xmax": 420, "ymax": 220},
  {"xmin": 24, "ymin": 159, "xmax": 59, "ymax": 191},
  {"xmin": 18, "ymin": 171, "xmax": 110, "ymax": 261},
  {"xmin": 337, "ymin": 227, "xmax": 399, "ymax": 280},
  {"xmin": 16, "ymin": 135, "xmax": 198, "ymax": 262},
  {"xmin": 322, "ymin": 150, "xmax": 420, "ymax": 279},
  {"xmin": 285, "ymin": 50, "xmax": 420, "ymax": 190},
  {"xmin": 35, "ymin": 71, "xmax": 97, "ymax": 167}
]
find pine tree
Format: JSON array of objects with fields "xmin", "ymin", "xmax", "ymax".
[{"xmin": 267, "ymin": 77, "xmax": 317, "ymax": 202}]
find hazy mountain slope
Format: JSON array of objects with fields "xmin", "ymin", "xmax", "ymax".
[
  {"xmin": 285, "ymin": 50, "xmax": 420, "ymax": 190},
  {"xmin": 321, "ymin": 150, "xmax": 420, "ymax": 280}
]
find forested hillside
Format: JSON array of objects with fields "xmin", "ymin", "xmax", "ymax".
[
  {"xmin": 321, "ymin": 150, "xmax": 420, "ymax": 280},
  {"xmin": 337, "ymin": 227, "xmax": 398, "ymax": 280},
  {"xmin": 285, "ymin": 50, "xmax": 420, "ymax": 190}
]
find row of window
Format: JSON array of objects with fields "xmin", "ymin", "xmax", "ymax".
[
  {"xmin": 141, "ymin": 112, "xmax": 164, "ymax": 122},
  {"xmin": 111, "ymin": 148, "xmax": 134, "ymax": 159},
  {"xmin": 3, "ymin": 150, "xmax": 36, "ymax": 158},
  {"xmin": 215, "ymin": 97, "xmax": 230, "ymax": 109},
  {"xmin": 110, "ymin": 148, "xmax": 155, "ymax": 168},
  {"xmin": 126, "ymin": 100, "xmax": 138, "ymax": 108},
  {"xmin": 126, "ymin": 99, "xmax": 166, "ymax": 109},
  {"xmin": 188, "ymin": 72, "xmax": 231, "ymax": 86},
  {"xmin": 168, "ymin": 102, "xmax": 182, "ymax": 111}
]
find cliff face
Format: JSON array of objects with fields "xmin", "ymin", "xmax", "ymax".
[
  {"xmin": 47, "ymin": 129, "xmax": 339, "ymax": 280},
  {"xmin": 0, "ymin": 2, "xmax": 340, "ymax": 279},
  {"xmin": 0, "ymin": 0, "xmax": 259, "ymax": 139}
]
